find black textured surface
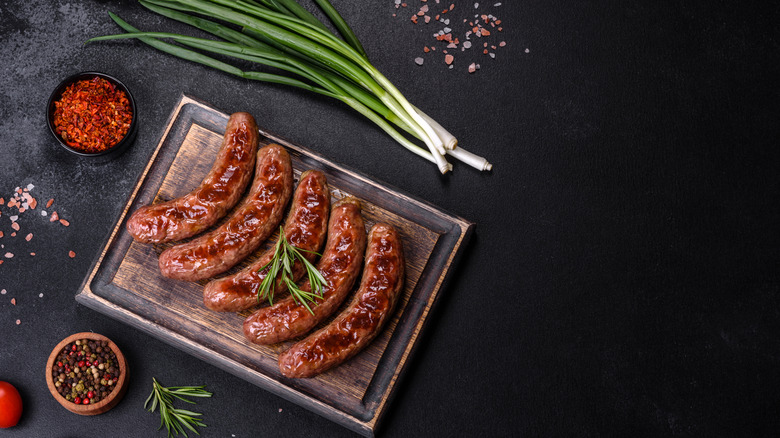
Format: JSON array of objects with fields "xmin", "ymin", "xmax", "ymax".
[{"xmin": 1, "ymin": 1, "xmax": 778, "ymax": 437}]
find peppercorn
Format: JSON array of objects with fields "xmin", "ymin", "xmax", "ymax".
[{"xmin": 53, "ymin": 339, "xmax": 121, "ymax": 405}]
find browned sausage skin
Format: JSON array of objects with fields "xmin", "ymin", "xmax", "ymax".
[
  {"xmin": 203, "ymin": 170, "xmax": 330, "ymax": 312},
  {"xmin": 126, "ymin": 112, "xmax": 259, "ymax": 244},
  {"xmin": 278, "ymin": 224, "xmax": 404, "ymax": 379},
  {"xmin": 158, "ymin": 144, "xmax": 293, "ymax": 281},
  {"xmin": 243, "ymin": 197, "xmax": 366, "ymax": 345}
]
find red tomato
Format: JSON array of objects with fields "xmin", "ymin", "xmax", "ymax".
[{"xmin": 0, "ymin": 381, "xmax": 23, "ymax": 428}]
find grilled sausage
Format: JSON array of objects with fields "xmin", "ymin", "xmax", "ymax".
[
  {"xmin": 203, "ymin": 170, "xmax": 330, "ymax": 312},
  {"xmin": 278, "ymin": 224, "xmax": 404, "ymax": 378},
  {"xmin": 158, "ymin": 144, "xmax": 293, "ymax": 281},
  {"xmin": 127, "ymin": 112, "xmax": 259, "ymax": 244},
  {"xmin": 243, "ymin": 197, "xmax": 366, "ymax": 345}
]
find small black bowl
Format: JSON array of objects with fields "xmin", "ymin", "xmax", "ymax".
[{"xmin": 47, "ymin": 72, "xmax": 138, "ymax": 160}]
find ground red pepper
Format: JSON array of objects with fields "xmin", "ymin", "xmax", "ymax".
[{"xmin": 52, "ymin": 77, "xmax": 132, "ymax": 153}]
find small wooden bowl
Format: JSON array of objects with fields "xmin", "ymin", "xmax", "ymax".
[{"xmin": 45, "ymin": 332, "xmax": 129, "ymax": 415}]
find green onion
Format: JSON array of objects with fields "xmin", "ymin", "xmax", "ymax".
[{"xmin": 89, "ymin": 0, "xmax": 492, "ymax": 173}]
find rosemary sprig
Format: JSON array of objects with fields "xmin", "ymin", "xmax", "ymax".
[
  {"xmin": 257, "ymin": 225, "xmax": 327, "ymax": 314},
  {"xmin": 144, "ymin": 377, "xmax": 212, "ymax": 438}
]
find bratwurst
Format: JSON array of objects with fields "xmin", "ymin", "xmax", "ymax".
[
  {"xmin": 126, "ymin": 112, "xmax": 259, "ymax": 244},
  {"xmin": 278, "ymin": 223, "xmax": 404, "ymax": 378},
  {"xmin": 203, "ymin": 170, "xmax": 330, "ymax": 312},
  {"xmin": 158, "ymin": 144, "xmax": 293, "ymax": 281},
  {"xmin": 243, "ymin": 197, "xmax": 366, "ymax": 345}
]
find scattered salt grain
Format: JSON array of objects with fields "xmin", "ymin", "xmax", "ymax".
[
  {"xmin": 525, "ymin": 48, "xmax": 530, "ymax": 53},
  {"xmin": 16, "ymin": 319, "xmax": 20, "ymax": 325},
  {"xmin": 39, "ymin": 293, "xmax": 43, "ymax": 298},
  {"xmin": 474, "ymin": 2, "xmax": 479, "ymax": 7},
  {"xmin": 4, "ymin": 252, "xmax": 13, "ymax": 258},
  {"xmin": 1, "ymin": 289, "xmax": 6, "ymax": 295},
  {"xmin": 415, "ymin": 57, "xmax": 425, "ymax": 65},
  {"xmin": 41, "ymin": 211, "xmax": 47, "ymax": 217},
  {"xmin": 26, "ymin": 184, "xmax": 34, "ymax": 191}
]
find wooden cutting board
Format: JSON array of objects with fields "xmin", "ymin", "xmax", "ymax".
[{"xmin": 75, "ymin": 94, "xmax": 474, "ymax": 436}]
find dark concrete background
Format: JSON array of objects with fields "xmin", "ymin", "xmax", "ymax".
[{"xmin": 1, "ymin": 1, "xmax": 778, "ymax": 436}]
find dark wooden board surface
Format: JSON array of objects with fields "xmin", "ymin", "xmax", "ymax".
[{"xmin": 75, "ymin": 94, "xmax": 474, "ymax": 436}]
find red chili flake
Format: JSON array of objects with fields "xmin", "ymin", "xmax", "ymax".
[
  {"xmin": 30, "ymin": 252, "xmax": 36, "ymax": 256},
  {"xmin": 60, "ymin": 219, "xmax": 70, "ymax": 227},
  {"xmin": 11, "ymin": 298, "xmax": 16, "ymax": 305},
  {"xmin": 445, "ymin": 54, "xmax": 454, "ymax": 65},
  {"xmin": 0, "ymin": 198, "xmax": 4, "ymax": 205},
  {"xmin": 52, "ymin": 77, "xmax": 133, "ymax": 153},
  {"xmin": 10, "ymin": 232, "xmax": 16, "ymax": 237},
  {"xmin": 411, "ymin": 14, "xmax": 418, "ymax": 23},
  {"xmin": 481, "ymin": 28, "xmax": 491, "ymax": 36},
  {"xmin": 69, "ymin": 251, "xmax": 76, "ymax": 258},
  {"xmin": 11, "ymin": 222, "xmax": 20, "ymax": 231},
  {"xmin": 499, "ymin": 41, "xmax": 506, "ymax": 47},
  {"xmin": 15, "ymin": 319, "xmax": 20, "ymax": 325},
  {"xmin": 25, "ymin": 233, "xmax": 33, "ymax": 242},
  {"xmin": 0, "ymin": 231, "xmax": 3, "ymax": 238},
  {"xmin": 46, "ymin": 198, "xmax": 54, "ymax": 208},
  {"xmin": 50, "ymin": 211, "xmax": 59, "ymax": 222},
  {"xmin": 423, "ymin": 46, "xmax": 430, "ymax": 53}
]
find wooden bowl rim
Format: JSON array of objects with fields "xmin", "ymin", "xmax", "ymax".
[{"xmin": 45, "ymin": 332, "xmax": 128, "ymax": 415}]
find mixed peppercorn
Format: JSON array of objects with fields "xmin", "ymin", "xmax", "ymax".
[
  {"xmin": 51, "ymin": 339, "xmax": 120, "ymax": 405},
  {"xmin": 52, "ymin": 76, "xmax": 133, "ymax": 153}
]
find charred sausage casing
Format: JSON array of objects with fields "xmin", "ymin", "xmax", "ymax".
[
  {"xmin": 278, "ymin": 223, "xmax": 404, "ymax": 378},
  {"xmin": 126, "ymin": 112, "xmax": 259, "ymax": 243},
  {"xmin": 203, "ymin": 170, "xmax": 330, "ymax": 312},
  {"xmin": 243, "ymin": 197, "xmax": 366, "ymax": 345},
  {"xmin": 158, "ymin": 144, "xmax": 293, "ymax": 281}
]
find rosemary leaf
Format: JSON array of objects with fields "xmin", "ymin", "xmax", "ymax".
[{"xmin": 145, "ymin": 378, "xmax": 212, "ymax": 437}]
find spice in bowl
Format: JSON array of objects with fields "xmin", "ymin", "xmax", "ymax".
[
  {"xmin": 51, "ymin": 338, "xmax": 120, "ymax": 405},
  {"xmin": 51, "ymin": 76, "xmax": 133, "ymax": 153},
  {"xmin": 46, "ymin": 332, "xmax": 128, "ymax": 415}
]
